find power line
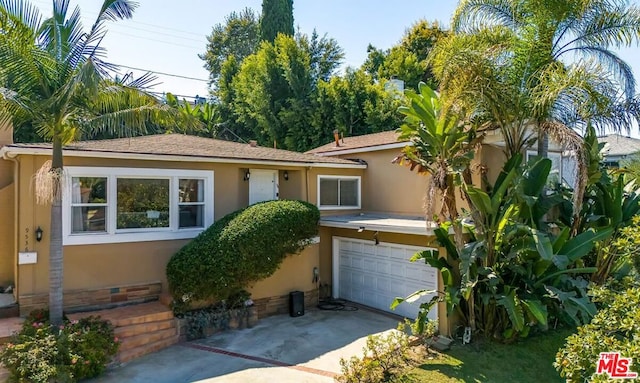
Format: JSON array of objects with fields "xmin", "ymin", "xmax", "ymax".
[
  {"xmin": 108, "ymin": 23, "xmax": 205, "ymax": 44},
  {"xmin": 107, "ymin": 30, "xmax": 203, "ymax": 50},
  {"xmin": 31, "ymin": 0, "xmax": 206, "ymax": 38},
  {"xmin": 116, "ymin": 64, "xmax": 209, "ymax": 82}
]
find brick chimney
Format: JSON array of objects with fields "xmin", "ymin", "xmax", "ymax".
[
  {"xmin": 333, "ymin": 129, "xmax": 340, "ymax": 147},
  {"xmin": 249, "ymin": 140, "xmax": 257, "ymax": 147}
]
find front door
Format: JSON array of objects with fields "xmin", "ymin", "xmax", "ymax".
[{"xmin": 249, "ymin": 169, "xmax": 278, "ymax": 205}]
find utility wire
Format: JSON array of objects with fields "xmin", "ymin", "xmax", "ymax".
[
  {"xmin": 31, "ymin": 0, "xmax": 206, "ymax": 38},
  {"xmin": 107, "ymin": 30, "xmax": 203, "ymax": 50},
  {"xmin": 116, "ymin": 64, "xmax": 209, "ymax": 82}
]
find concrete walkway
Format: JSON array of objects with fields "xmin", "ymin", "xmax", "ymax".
[{"xmin": 90, "ymin": 308, "xmax": 400, "ymax": 383}]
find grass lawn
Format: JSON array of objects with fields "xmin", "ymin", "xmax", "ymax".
[{"xmin": 405, "ymin": 329, "xmax": 574, "ymax": 382}]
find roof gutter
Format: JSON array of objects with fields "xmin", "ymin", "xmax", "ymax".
[
  {"xmin": 319, "ymin": 218, "xmax": 435, "ymax": 236},
  {"xmin": 314, "ymin": 141, "xmax": 411, "ymax": 157},
  {"xmin": 0, "ymin": 146, "xmax": 367, "ymax": 169}
]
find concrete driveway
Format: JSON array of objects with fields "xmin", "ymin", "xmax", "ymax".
[{"xmin": 90, "ymin": 308, "xmax": 400, "ymax": 383}]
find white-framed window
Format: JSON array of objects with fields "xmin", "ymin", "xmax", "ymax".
[
  {"xmin": 317, "ymin": 175, "xmax": 361, "ymax": 210},
  {"xmin": 63, "ymin": 167, "xmax": 214, "ymax": 245}
]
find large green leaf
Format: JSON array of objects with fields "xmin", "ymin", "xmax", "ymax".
[
  {"xmin": 531, "ymin": 229, "xmax": 553, "ymax": 261},
  {"xmin": 536, "ymin": 267, "xmax": 597, "ymax": 286},
  {"xmin": 559, "ymin": 228, "xmax": 613, "ymax": 262},
  {"xmin": 521, "ymin": 299, "xmax": 548, "ymax": 326},
  {"xmin": 434, "ymin": 226, "xmax": 459, "ymax": 259},
  {"xmin": 466, "ymin": 186, "xmax": 493, "ymax": 215},
  {"xmin": 522, "ymin": 158, "xmax": 552, "ymax": 197},
  {"xmin": 391, "ymin": 289, "xmax": 436, "ymax": 310},
  {"xmin": 497, "ymin": 289, "xmax": 525, "ymax": 331}
]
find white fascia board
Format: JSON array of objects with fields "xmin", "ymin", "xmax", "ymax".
[
  {"xmin": 314, "ymin": 141, "xmax": 411, "ymax": 157},
  {"xmin": 0, "ymin": 146, "xmax": 367, "ymax": 169},
  {"xmin": 319, "ymin": 219, "xmax": 435, "ymax": 236}
]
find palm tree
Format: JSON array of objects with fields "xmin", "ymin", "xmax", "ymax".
[
  {"xmin": 452, "ymin": 0, "xmax": 640, "ymax": 156},
  {"xmin": 0, "ymin": 0, "xmax": 197, "ymax": 325}
]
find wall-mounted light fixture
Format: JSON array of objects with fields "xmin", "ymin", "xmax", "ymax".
[
  {"xmin": 283, "ymin": 170, "xmax": 289, "ymax": 181},
  {"xmin": 243, "ymin": 170, "xmax": 251, "ymax": 181},
  {"xmin": 35, "ymin": 226, "xmax": 43, "ymax": 242},
  {"xmin": 373, "ymin": 231, "xmax": 379, "ymax": 245},
  {"xmin": 357, "ymin": 226, "xmax": 365, "ymax": 233}
]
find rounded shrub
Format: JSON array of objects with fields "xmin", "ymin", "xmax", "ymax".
[{"xmin": 166, "ymin": 200, "xmax": 320, "ymax": 309}]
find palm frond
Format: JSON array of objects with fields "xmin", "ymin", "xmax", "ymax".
[
  {"xmin": 562, "ymin": 46, "xmax": 635, "ymax": 99},
  {"xmin": 453, "ymin": 0, "xmax": 523, "ymax": 33},
  {"xmin": 0, "ymin": 0, "xmax": 41, "ymax": 33}
]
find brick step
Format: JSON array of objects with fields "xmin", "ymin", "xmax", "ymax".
[
  {"xmin": 118, "ymin": 327, "xmax": 178, "ymax": 352},
  {"xmin": 117, "ymin": 334, "xmax": 179, "ymax": 363},
  {"xmin": 115, "ymin": 318, "xmax": 176, "ymax": 338},
  {"xmin": 158, "ymin": 293, "xmax": 173, "ymax": 307},
  {"xmin": 0, "ymin": 305, "xmax": 19, "ymax": 320},
  {"xmin": 67, "ymin": 302, "xmax": 174, "ymax": 327}
]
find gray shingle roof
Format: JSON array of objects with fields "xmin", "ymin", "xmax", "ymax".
[
  {"xmin": 4, "ymin": 134, "xmax": 362, "ymax": 166},
  {"xmin": 598, "ymin": 134, "xmax": 640, "ymax": 158}
]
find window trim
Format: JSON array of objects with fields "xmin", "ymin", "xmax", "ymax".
[
  {"xmin": 317, "ymin": 175, "xmax": 361, "ymax": 210},
  {"xmin": 63, "ymin": 167, "xmax": 214, "ymax": 245}
]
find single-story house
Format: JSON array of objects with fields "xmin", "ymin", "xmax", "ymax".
[
  {"xmin": 0, "ymin": 122, "xmax": 575, "ymax": 336},
  {"xmin": 0, "ymin": 126, "xmax": 369, "ymax": 321}
]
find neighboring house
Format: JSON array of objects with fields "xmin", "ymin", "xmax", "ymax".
[
  {"xmin": 0, "ymin": 128, "xmax": 365, "ymax": 320},
  {"xmin": 598, "ymin": 134, "xmax": 640, "ymax": 167}
]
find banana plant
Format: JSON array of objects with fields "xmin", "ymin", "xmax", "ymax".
[{"xmin": 395, "ymin": 153, "xmax": 608, "ymax": 340}]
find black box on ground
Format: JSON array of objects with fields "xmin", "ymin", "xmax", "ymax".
[{"xmin": 289, "ymin": 290, "xmax": 304, "ymax": 317}]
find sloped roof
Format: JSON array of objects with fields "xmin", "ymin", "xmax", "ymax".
[
  {"xmin": 598, "ymin": 134, "xmax": 640, "ymax": 158},
  {"xmin": 306, "ymin": 130, "xmax": 405, "ymax": 155},
  {"xmin": 1, "ymin": 134, "xmax": 364, "ymax": 168}
]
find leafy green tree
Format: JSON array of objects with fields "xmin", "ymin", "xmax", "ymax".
[
  {"xmin": 199, "ymin": 8, "xmax": 260, "ymax": 90},
  {"xmin": 259, "ymin": 0, "xmax": 294, "ymax": 43},
  {"xmin": 315, "ymin": 68, "xmax": 403, "ymax": 139},
  {"xmin": 363, "ymin": 20, "xmax": 448, "ymax": 90},
  {"xmin": 0, "ymin": 0, "xmax": 196, "ymax": 324},
  {"xmin": 233, "ymin": 33, "xmax": 343, "ymax": 151}
]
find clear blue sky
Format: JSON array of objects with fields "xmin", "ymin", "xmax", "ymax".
[{"xmin": 34, "ymin": 0, "xmax": 640, "ymax": 104}]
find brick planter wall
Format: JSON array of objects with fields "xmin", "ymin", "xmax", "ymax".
[
  {"xmin": 252, "ymin": 289, "xmax": 318, "ymax": 318},
  {"xmin": 19, "ymin": 281, "xmax": 162, "ymax": 316}
]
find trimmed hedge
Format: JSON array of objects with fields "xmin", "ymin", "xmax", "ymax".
[{"xmin": 166, "ymin": 200, "xmax": 320, "ymax": 310}]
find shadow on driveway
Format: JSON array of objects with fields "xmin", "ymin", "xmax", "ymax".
[{"xmin": 90, "ymin": 308, "xmax": 400, "ymax": 383}]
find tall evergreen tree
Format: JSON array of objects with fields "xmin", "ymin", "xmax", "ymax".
[{"xmin": 260, "ymin": 0, "xmax": 294, "ymax": 43}]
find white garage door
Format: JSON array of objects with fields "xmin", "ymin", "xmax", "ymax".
[{"xmin": 333, "ymin": 237, "xmax": 438, "ymax": 320}]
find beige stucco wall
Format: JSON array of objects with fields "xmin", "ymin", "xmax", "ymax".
[
  {"xmin": 331, "ymin": 149, "xmax": 428, "ymax": 216},
  {"xmin": 13, "ymin": 153, "xmax": 324, "ymax": 301},
  {"xmin": 480, "ymin": 144, "xmax": 508, "ymax": 186},
  {"xmin": 0, "ymin": 184, "xmax": 14, "ymax": 286},
  {"xmin": 249, "ymin": 243, "xmax": 319, "ymax": 300},
  {"xmin": 0, "ymin": 122, "xmax": 15, "ymax": 288}
]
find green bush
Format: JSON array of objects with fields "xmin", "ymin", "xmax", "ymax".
[
  {"xmin": 0, "ymin": 312, "xmax": 119, "ymax": 383},
  {"xmin": 336, "ymin": 330, "xmax": 412, "ymax": 383},
  {"xmin": 554, "ymin": 278, "xmax": 640, "ymax": 382},
  {"xmin": 166, "ymin": 200, "xmax": 320, "ymax": 310}
]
